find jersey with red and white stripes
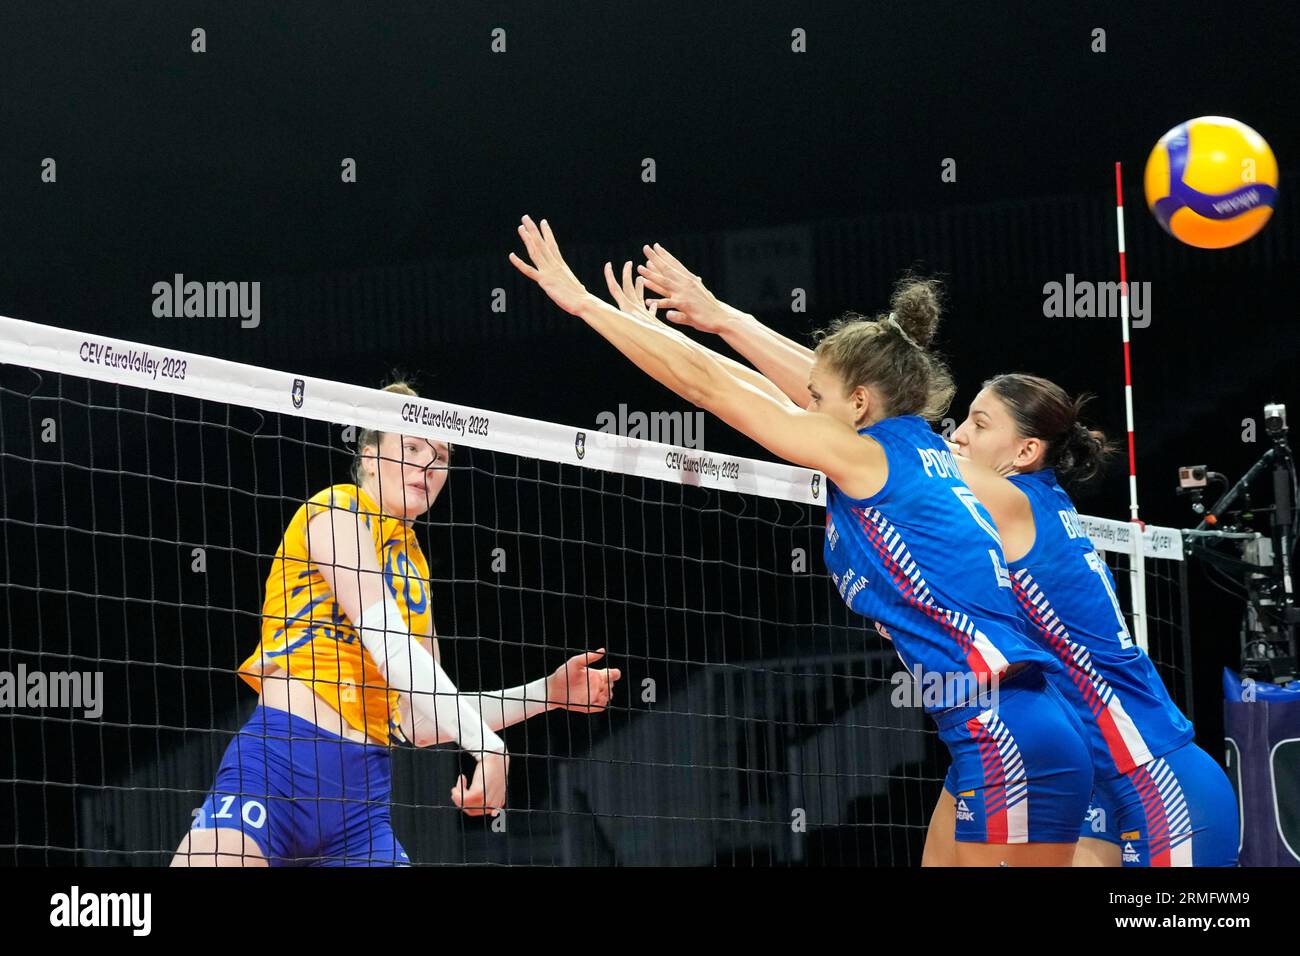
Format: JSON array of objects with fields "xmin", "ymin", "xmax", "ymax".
[
  {"xmin": 1006, "ymin": 468, "xmax": 1194, "ymax": 776},
  {"xmin": 823, "ymin": 415, "xmax": 1058, "ymax": 717}
]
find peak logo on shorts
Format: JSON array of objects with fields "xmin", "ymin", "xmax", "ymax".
[
  {"xmin": 1122, "ymin": 841, "xmax": 1141, "ymax": 864},
  {"xmin": 955, "ymin": 798, "xmax": 975, "ymax": 822}
]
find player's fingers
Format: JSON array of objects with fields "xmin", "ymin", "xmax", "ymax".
[
  {"xmin": 521, "ymin": 216, "xmax": 554, "ymax": 263},
  {"xmin": 539, "ymin": 217, "xmax": 573, "ymax": 273},
  {"xmin": 517, "ymin": 222, "xmax": 549, "ymax": 269},
  {"xmin": 616, "ymin": 263, "xmax": 637, "ymax": 306},
  {"xmin": 539, "ymin": 217, "xmax": 559, "ymax": 251},
  {"xmin": 572, "ymin": 649, "xmax": 606, "ymax": 667},
  {"xmin": 625, "ymin": 267, "xmax": 647, "ymax": 308},
  {"xmin": 643, "ymin": 243, "xmax": 677, "ymax": 275},
  {"xmin": 653, "ymin": 243, "xmax": 688, "ymax": 271},
  {"xmin": 637, "ymin": 265, "xmax": 674, "ymax": 296},
  {"xmin": 457, "ymin": 783, "xmax": 487, "ymax": 814},
  {"xmin": 603, "ymin": 262, "xmax": 628, "ymax": 306},
  {"xmin": 647, "ymin": 243, "xmax": 691, "ymax": 280},
  {"xmin": 634, "ymin": 275, "xmax": 650, "ymax": 307},
  {"xmin": 647, "ymin": 243, "xmax": 691, "ymax": 282},
  {"xmin": 508, "ymin": 252, "xmax": 541, "ymax": 281},
  {"xmin": 638, "ymin": 254, "xmax": 674, "ymax": 282},
  {"xmin": 665, "ymin": 309, "xmax": 688, "ymax": 325},
  {"xmin": 641, "ymin": 249, "xmax": 675, "ymax": 283}
]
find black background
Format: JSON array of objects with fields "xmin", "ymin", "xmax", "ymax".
[{"xmin": 2, "ymin": 0, "xmax": 1299, "ymax": 864}]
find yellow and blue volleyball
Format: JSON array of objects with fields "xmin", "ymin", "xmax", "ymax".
[{"xmin": 1143, "ymin": 116, "xmax": 1278, "ymax": 249}]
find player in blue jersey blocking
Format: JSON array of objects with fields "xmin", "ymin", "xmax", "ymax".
[
  {"xmin": 632, "ymin": 242, "xmax": 1235, "ymax": 867},
  {"xmin": 938, "ymin": 374, "xmax": 1238, "ymax": 866},
  {"xmin": 512, "ymin": 219, "xmax": 1093, "ymax": 865}
]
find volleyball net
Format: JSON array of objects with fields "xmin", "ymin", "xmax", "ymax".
[{"xmin": 0, "ymin": 315, "xmax": 1188, "ymax": 866}]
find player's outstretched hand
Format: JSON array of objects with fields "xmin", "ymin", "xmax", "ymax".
[
  {"xmin": 509, "ymin": 216, "xmax": 591, "ymax": 316},
  {"xmin": 604, "ymin": 261, "xmax": 660, "ymax": 323},
  {"xmin": 451, "ymin": 751, "xmax": 509, "ymax": 817},
  {"xmin": 637, "ymin": 243, "xmax": 732, "ymax": 333},
  {"xmin": 548, "ymin": 649, "xmax": 622, "ymax": 714}
]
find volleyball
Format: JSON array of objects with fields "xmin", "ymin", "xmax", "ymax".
[{"xmin": 1143, "ymin": 116, "xmax": 1279, "ymax": 249}]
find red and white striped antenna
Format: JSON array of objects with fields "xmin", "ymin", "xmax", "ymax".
[{"xmin": 1115, "ymin": 161, "xmax": 1148, "ymax": 650}]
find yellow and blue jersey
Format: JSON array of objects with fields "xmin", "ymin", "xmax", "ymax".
[{"xmin": 239, "ymin": 483, "xmax": 434, "ymax": 745}]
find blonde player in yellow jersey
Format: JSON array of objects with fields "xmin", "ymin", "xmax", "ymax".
[{"xmin": 171, "ymin": 383, "xmax": 621, "ymax": 866}]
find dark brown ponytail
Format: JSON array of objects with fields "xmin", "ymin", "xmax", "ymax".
[{"xmin": 984, "ymin": 373, "xmax": 1115, "ymax": 483}]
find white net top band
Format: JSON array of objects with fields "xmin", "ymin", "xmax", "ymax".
[{"xmin": 0, "ymin": 313, "xmax": 1181, "ymax": 559}]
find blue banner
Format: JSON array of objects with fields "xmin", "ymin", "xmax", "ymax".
[{"xmin": 1224, "ymin": 668, "xmax": 1300, "ymax": 866}]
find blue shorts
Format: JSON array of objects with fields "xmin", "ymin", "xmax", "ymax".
[
  {"xmin": 1078, "ymin": 741, "xmax": 1239, "ymax": 866},
  {"xmin": 939, "ymin": 666, "xmax": 1093, "ymax": 844},
  {"xmin": 191, "ymin": 706, "xmax": 410, "ymax": 866}
]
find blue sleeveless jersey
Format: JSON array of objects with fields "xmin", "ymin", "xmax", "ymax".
[
  {"xmin": 823, "ymin": 416, "xmax": 1058, "ymax": 718},
  {"xmin": 1006, "ymin": 469, "xmax": 1194, "ymax": 776}
]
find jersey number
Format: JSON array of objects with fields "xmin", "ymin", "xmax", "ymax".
[
  {"xmin": 193, "ymin": 797, "xmax": 266, "ymax": 830},
  {"xmin": 385, "ymin": 545, "xmax": 428, "ymax": 615},
  {"xmin": 1085, "ymin": 550, "xmax": 1133, "ymax": 648},
  {"xmin": 951, "ymin": 487, "xmax": 1011, "ymax": 589}
]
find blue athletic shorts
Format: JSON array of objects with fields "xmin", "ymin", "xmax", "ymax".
[
  {"xmin": 191, "ymin": 705, "xmax": 410, "ymax": 866},
  {"xmin": 1077, "ymin": 741, "xmax": 1239, "ymax": 866},
  {"xmin": 939, "ymin": 666, "xmax": 1093, "ymax": 844}
]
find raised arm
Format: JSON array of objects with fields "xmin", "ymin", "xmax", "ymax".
[
  {"xmin": 509, "ymin": 217, "xmax": 884, "ymax": 495},
  {"xmin": 601, "ymin": 260, "xmax": 793, "ymax": 408},
  {"xmin": 637, "ymin": 244, "xmax": 816, "ymax": 407}
]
